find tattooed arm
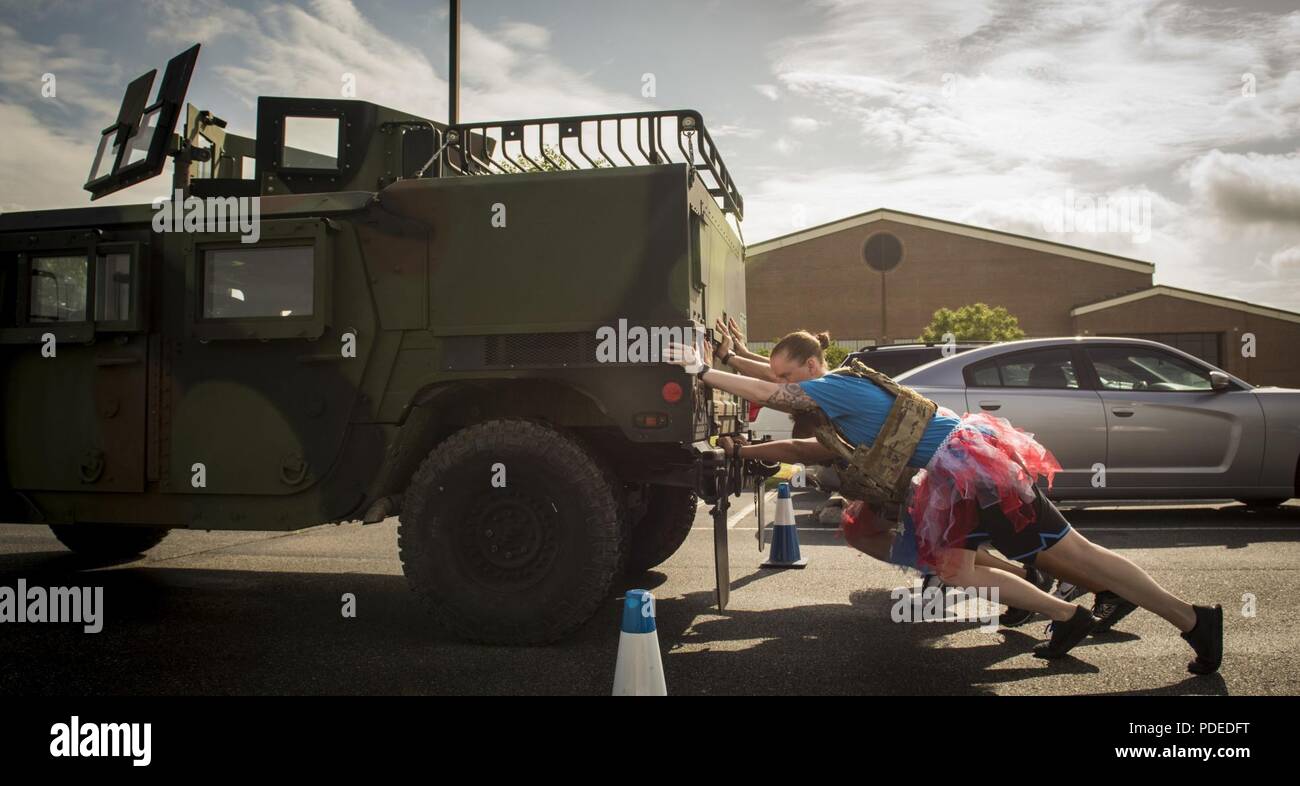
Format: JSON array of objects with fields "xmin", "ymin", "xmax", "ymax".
[{"xmin": 663, "ymin": 342, "xmax": 823, "ymax": 415}]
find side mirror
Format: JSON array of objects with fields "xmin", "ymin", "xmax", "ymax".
[{"xmin": 1210, "ymin": 371, "xmax": 1231, "ymax": 391}]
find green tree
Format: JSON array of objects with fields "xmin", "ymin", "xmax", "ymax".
[{"xmin": 918, "ymin": 303, "xmax": 1026, "ymax": 342}]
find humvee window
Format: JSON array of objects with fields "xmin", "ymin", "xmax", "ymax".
[
  {"xmin": 282, "ymin": 116, "xmax": 340, "ymax": 169},
  {"xmin": 202, "ymin": 245, "xmax": 314, "ymax": 319},
  {"xmin": 29, "ymin": 255, "xmax": 88, "ymax": 323},
  {"xmin": 94, "ymin": 252, "xmax": 133, "ymax": 322}
]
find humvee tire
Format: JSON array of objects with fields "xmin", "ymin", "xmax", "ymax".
[
  {"xmin": 398, "ymin": 419, "xmax": 623, "ymax": 644},
  {"xmin": 48, "ymin": 524, "xmax": 168, "ymax": 559},
  {"xmin": 626, "ymin": 486, "xmax": 699, "ymax": 575}
]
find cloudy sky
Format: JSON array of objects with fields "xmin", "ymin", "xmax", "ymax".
[{"xmin": 2, "ymin": 0, "xmax": 1298, "ymax": 309}]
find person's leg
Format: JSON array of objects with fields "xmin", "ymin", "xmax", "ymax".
[
  {"xmin": 1024, "ymin": 495, "xmax": 1222, "ymax": 673},
  {"xmin": 1033, "ymin": 549, "xmax": 1104, "ymax": 595},
  {"xmin": 1043, "ymin": 529, "xmax": 1195, "ymax": 631},
  {"xmin": 975, "ymin": 549, "xmax": 1024, "ymax": 577},
  {"xmin": 937, "ymin": 548, "xmax": 1078, "ymax": 622}
]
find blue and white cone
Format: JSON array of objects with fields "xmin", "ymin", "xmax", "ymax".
[
  {"xmin": 762, "ymin": 482, "xmax": 807, "ymax": 568},
  {"xmin": 613, "ymin": 589, "xmax": 667, "ymax": 696}
]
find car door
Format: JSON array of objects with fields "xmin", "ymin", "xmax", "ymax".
[
  {"xmin": 963, "ymin": 346, "xmax": 1108, "ymax": 494},
  {"xmin": 1082, "ymin": 343, "xmax": 1265, "ymax": 495}
]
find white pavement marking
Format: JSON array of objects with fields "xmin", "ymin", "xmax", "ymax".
[{"xmin": 691, "ymin": 490, "xmax": 778, "ymax": 530}]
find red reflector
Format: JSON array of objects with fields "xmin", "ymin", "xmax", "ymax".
[
  {"xmin": 661, "ymin": 381, "xmax": 684, "ymax": 403},
  {"xmin": 748, "ymin": 402, "xmax": 761, "ymax": 422}
]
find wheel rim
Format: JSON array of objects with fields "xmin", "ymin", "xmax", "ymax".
[{"xmin": 456, "ymin": 487, "xmax": 561, "ymax": 590}]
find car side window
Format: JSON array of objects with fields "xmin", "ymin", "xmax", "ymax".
[
  {"xmin": 1087, "ymin": 346, "xmax": 1212, "ymax": 392},
  {"xmin": 967, "ymin": 348, "xmax": 1078, "ymax": 389}
]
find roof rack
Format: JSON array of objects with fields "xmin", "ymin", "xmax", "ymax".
[{"xmin": 433, "ymin": 109, "xmax": 743, "ymax": 220}]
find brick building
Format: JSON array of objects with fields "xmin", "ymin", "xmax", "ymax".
[{"xmin": 745, "ymin": 208, "xmax": 1300, "ymax": 387}]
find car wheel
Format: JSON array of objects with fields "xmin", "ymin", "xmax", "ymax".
[
  {"xmin": 398, "ymin": 418, "xmax": 623, "ymax": 644},
  {"xmin": 48, "ymin": 524, "xmax": 168, "ymax": 560}
]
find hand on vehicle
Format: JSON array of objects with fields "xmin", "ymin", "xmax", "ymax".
[
  {"xmin": 713, "ymin": 317, "xmax": 735, "ymax": 362},
  {"xmin": 726, "ymin": 315, "xmax": 748, "ymax": 353},
  {"xmin": 663, "ymin": 341, "xmax": 707, "ymax": 373}
]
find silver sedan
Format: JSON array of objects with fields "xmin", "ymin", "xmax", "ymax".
[{"xmin": 895, "ymin": 337, "xmax": 1299, "ymax": 505}]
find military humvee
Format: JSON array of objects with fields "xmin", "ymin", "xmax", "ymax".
[{"xmin": 0, "ymin": 45, "xmax": 762, "ymax": 643}]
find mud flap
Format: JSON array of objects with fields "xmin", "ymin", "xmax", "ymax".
[{"xmin": 711, "ymin": 495, "xmax": 730, "ymax": 610}]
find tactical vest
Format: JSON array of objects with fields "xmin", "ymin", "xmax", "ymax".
[{"xmin": 811, "ymin": 359, "xmax": 939, "ymax": 504}]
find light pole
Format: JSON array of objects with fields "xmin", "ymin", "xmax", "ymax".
[{"xmin": 449, "ymin": 0, "xmax": 460, "ymax": 126}]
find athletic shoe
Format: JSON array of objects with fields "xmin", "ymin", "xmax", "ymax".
[
  {"xmin": 1182, "ymin": 604, "xmax": 1224, "ymax": 675},
  {"xmin": 1053, "ymin": 581, "xmax": 1085, "ymax": 602},
  {"xmin": 1000, "ymin": 565, "xmax": 1055, "ymax": 628},
  {"xmin": 1033, "ymin": 606, "xmax": 1098, "ymax": 659},
  {"xmin": 1091, "ymin": 590, "xmax": 1138, "ymax": 634}
]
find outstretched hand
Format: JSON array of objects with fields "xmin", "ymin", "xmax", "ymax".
[{"xmin": 663, "ymin": 341, "xmax": 708, "ymax": 374}]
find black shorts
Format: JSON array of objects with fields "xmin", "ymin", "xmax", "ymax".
[{"xmin": 955, "ymin": 486, "xmax": 1071, "ymax": 563}]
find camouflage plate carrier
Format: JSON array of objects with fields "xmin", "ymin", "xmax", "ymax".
[{"xmin": 810, "ymin": 359, "xmax": 939, "ymax": 505}]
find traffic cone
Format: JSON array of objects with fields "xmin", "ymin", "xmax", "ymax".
[
  {"xmin": 762, "ymin": 482, "xmax": 807, "ymax": 569},
  {"xmin": 612, "ymin": 589, "xmax": 667, "ymax": 696}
]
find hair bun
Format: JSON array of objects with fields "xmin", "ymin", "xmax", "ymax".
[{"xmin": 816, "ymin": 332, "xmax": 832, "ymax": 349}]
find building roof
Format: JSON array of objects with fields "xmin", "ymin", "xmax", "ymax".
[
  {"xmin": 1071, "ymin": 285, "xmax": 1300, "ymax": 325},
  {"xmin": 746, "ymin": 207, "xmax": 1156, "ymax": 274}
]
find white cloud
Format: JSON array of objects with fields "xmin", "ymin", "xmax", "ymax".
[
  {"xmin": 788, "ymin": 116, "xmax": 823, "ymax": 133},
  {"xmin": 1182, "ymin": 149, "xmax": 1300, "ymax": 226},
  {"xmin": 0, "ymin": 1, "xmax": 646, "ymax": 212},
  {"xmin": 753, "ymin": 83, "xmax": 779, "ymax": 101},
  {"xmin": 748, "ymin": 0, "xmax": 1300, "ymax": 310}
]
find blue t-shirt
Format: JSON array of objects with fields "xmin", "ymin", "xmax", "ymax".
[{"xmin": 798, "ymin": 374, "xmax": 959, "ymax": 467}]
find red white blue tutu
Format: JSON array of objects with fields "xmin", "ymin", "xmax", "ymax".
[{"xmin": 842, "ymin": 409, "xmax": 1061, "ymax": 572}]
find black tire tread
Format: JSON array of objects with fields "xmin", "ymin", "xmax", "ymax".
[{"xmin": 398, "ymin": 418, "xmax": 622, "ymax": 644}]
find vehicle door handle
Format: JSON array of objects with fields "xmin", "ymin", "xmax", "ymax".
[
  {"xmin": 1111, "ymin": 408, "xmax": 1135, "ymax": 417},
  {"xmin": 978, "ymin": 400, "xmax": 1001, "ymax": 411}
]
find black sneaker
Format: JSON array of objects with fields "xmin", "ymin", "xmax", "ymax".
[
  {"xmin": 1182, "ymin": 604, "xmax": 1223, "ymax": 675},
  {"xmin": 1053, "ymin": 581, "xmax": 1086, "ymax": 602},
  {"xmin": 1033, "ymin": 606, "xmax": 1098, "ymax": 659},
  {"xmin": 1000, "ymin": 565, "xmax": 1055, "ymax": 628},
  {"xmin": 1091, "ymin": 591, "xmax": 1138, "ymax": 634},
  {"xmin": 1000, "ymin": 605, "xmax": 1034, "ymax": 627}
]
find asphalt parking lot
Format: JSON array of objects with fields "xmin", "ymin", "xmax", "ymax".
[{"xmin": 1, "ymin": 492, "xmax": 1297, "ymax": 696}]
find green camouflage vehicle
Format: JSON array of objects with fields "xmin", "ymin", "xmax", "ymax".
[{"xmin": 0, "ymin": 45, "xmax": 760, "ymax": 643}]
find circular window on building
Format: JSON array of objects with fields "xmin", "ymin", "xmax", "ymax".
[{"xmin": 862, "ymin": 231, "xmax": 904, "ymax": 272}]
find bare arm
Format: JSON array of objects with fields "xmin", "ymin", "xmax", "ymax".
[
  {"xmin": 664, "ymin": 342, "xmax": 821, "ymax": 415},
  {"xmin": 736, "ymin": 437, "xmax": 836, "ymax": 464},
  {"xmin": 724, "ymin": 353, "xmax": 779, "ymax": 382}
]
